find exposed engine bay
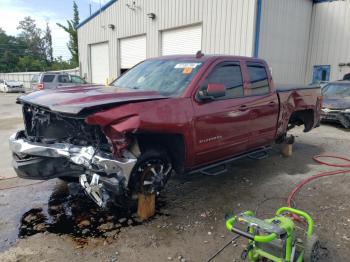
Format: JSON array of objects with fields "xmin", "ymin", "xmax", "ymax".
[{"xmin": 22, "ymin": 103, "xmax": 108, "ymax": 147}]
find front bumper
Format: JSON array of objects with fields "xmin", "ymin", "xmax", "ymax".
[
  {"xmin": 6, "ymin": 86, "xmax": 25, "ymax": 92},
  {"xmin": 10, "ymin": 131, "xmax": 138, "ymax": 206},
  {"xmin": 321, "ymin": 109, "xmax": 350, "ymax": 128},
  {"xmin": 9, "ymin": 130, "xmax": 137, "ymax": 187}
]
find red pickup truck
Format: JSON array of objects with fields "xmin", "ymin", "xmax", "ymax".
[{"xmin": 10, "ymin": 55, "xmax": 322, "ymax": 207}]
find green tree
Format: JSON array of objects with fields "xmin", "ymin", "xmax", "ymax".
[
  {"xmin": 57, "ymin": 1, "xmax": 79, "ymax": 67},
  {"xmin": 43, "ymin": 22, "xmax": 53, "ymax": 64},
  {"xmin": 0, "ymin": 27, "xmax": 27, "ymax": 72},
  {"xmin": 17, "ymin": 16, "xmax": 45, "ymax": 60},
  {"xmin": 51, "ymin": 56, "xmax": 72, "ymax": 70},
  {"xmin": 17, "ymin": 55, "xmax": 46, "ymax": 72}
]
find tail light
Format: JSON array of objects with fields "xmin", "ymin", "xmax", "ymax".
[{"xmin": 37, "ymin": 83, "xmax": 44, "ymax": 90}]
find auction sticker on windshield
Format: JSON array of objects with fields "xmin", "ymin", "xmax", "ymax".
[
  {"xmin": 174, "ymin": 63, "xmax": 201, "ymax": 69},
  {"xmin": 182, "ymin": 67, "xmax": 193, "ymax": 74}
]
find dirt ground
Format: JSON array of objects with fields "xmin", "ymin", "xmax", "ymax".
[{"xmin": 0, "ymin": 93, "xmax": 349, "ymax": 262}]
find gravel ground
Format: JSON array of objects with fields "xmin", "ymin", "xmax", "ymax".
[{"xmin": 0, "ymin": 93, "xmax": 349, "ymax": 262}]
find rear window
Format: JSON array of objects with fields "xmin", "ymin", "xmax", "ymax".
[
  {"xmin": 247, "ymin": 63, "xmax": 270, "ymax": 95},
  {"xmin": 42, "ymin": 75, "xmax": 55, "ymax": 82}
]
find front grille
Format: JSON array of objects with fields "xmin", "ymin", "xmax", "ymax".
[{"xmin": 321, "ymin": 112, "xmax": 339, "ymax": 120}]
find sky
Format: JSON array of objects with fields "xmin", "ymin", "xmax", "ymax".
[{"xmin": 0, "ymin": 0, "xmax": 109, "ymax": 60}]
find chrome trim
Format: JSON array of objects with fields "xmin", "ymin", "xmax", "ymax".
[
  {"xmin": 80, "ymin": 174, "xmax": 104, "ymax": 207},
  {"xmin": 9, "ymin": 131, "xmax": 137, "ymax": 183}
]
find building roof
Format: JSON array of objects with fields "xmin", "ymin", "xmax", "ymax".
[{"xmin": 76, "ymin": 0, "xmax": 117, "ymax": 29}]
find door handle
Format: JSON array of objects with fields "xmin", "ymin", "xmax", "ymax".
[
  {"xmin": 268, "ymin": 101, "xmax": 276, "ymax": 107},
  {"xmin": 238, "ymin": 104, "xmax": 248, "ymax": 111}
]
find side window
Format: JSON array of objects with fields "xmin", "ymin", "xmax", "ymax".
[
  {"xmin": 0, "ymin": 80, "xmax": 3, "ymax": 84},
  {"xmin": 247, "ymin": 63, "xmax": 270, "ymax": 95},
  {"xmin": 71, "ymin": 75, "xmax": 86, "ymax": 84},
  {"xmin": 205, "ymin": 63, "xmax": 244, "ymax": 99},
  {"xmin": 58, "ymin": 75, "xmax": 71, "ymax": 83},
  {"xmin": 42, "ymin": 75, "xmax": 55, "ymax": 83}
]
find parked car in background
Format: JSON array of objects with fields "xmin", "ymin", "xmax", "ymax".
[
  {"xmin": 30, "ymin": 72, "xmax": 87, "ymax": 90},
  {"xmin": 343, "ymin": 73, "xmax": 350, "ymax": 81},
  {"xmin": 9, "ymin": 55, "xmax": 322, "ymax": 208},
  {"xmin": 321, "ymin": 81, "xmax": 350, "ymax": 128},
  {"xmin": 0, "ymin": 79, "xmax": 25, "ymax": 93}
]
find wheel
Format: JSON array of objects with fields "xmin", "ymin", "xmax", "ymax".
[
  {"xmin": 304, "ymin": 234, "xmax": 321, "ymax": 262},
  {"xmin": 129, "ymin": 147, "xmax": 172, "ymax": 196}
]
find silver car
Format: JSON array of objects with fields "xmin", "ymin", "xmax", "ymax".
[
  {"xmin": 30, "ymin": 72, "xmax": 87, "ymax": 90},
  {"xmin": 0, "ymin": 79, "xmax": 25, "ymax": 93}
]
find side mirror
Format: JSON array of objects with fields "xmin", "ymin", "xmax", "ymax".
[{"xmin": 198, "ymin": 83, "xmax": 226, "ymax": 101}]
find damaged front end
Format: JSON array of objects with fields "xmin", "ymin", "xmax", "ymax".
[{"xmin": 9, "ymin": 103, "xmax": 137, "ymax": 207}]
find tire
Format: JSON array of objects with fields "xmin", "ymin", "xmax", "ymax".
[
  {"xmin": 128, "ymin": 147, "xmax": 172, "ymax": 196},
  {"xmin": 304, "ymin": 234, "xmax": 321, "ymax": 262}
]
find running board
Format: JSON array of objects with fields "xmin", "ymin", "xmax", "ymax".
[
  {"xmin": 248, "ymin": 150, "xmax": 269, "ymax": 160},
  {"xmin": 188, "ymin": 146, "xmax": 271, "ymax": 176}
]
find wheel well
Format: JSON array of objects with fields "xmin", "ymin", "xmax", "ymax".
[
  {"xmin": 288, "ymin": 109, "xmax": 314, "ymax": 132},
  {"xmin": 135, "ymin": 133, "xmax": 186, "ymax": 174}
]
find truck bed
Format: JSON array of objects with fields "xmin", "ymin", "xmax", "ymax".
[
  {"xmin": 276, "ymin": 84, "xmax": 320, "ymax": 92},
  {"xmin": 275, "ymin": 85, "xmax": 322, "ymax": 139}
]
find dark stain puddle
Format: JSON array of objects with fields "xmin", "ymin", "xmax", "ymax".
[{"xmin": 18, "ymin": 183, "xmax": 168, "ymax": 242}]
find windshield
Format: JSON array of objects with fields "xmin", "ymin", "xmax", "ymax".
[
  {"xmin": 111, "ymin": 59, "xmax": 203, "ymax": 96},
  {"xmin": 322, "ymin": 83, "xmax": 350, "ymax": 98}
]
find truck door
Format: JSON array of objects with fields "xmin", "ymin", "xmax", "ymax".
[
  {"xmin": 192, "ymin": 61, "xmax": 252, "ymax": 166},
  {"xmin": 243, "ymin": 62, "xmax": 279, "ymax": 148}
]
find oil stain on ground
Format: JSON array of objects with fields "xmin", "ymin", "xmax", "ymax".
[{"xmin": 18, "ymin": 183, "xmax": 167, "ymax": 242}]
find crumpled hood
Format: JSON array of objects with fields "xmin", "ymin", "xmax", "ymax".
[
  {"xmin": 17, "ymin": 85, "xmax": 169, "ymax": 114},
  {"xmin": 323, "ymin": 97, "xmax": 350, "ymax": 110}
]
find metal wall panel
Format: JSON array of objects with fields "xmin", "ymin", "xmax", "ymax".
[
  {"xmin": 77, "ymin": 0, "xmax": 256, "ymax": 82},
  {"xmin": 306, "ymin": 0, "xmax": 350, "ymax": 82},
  {"xmin": 258, "ymin": 0, "xmax": 313, "ymax": 85}
]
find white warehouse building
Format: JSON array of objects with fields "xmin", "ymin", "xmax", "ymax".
[{"xmin": 77, "ymin": 0, "xmax": 350, "ymax": 85}]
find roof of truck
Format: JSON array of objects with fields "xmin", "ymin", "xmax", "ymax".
[{"xmin": 149, "ymin": 54, "xmax": 266, "ymax": 63}]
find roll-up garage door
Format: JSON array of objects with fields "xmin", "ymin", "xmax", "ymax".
[
  {"xmin": 162, "ymin": 25, "xmax": 202, "ymax": 55},
  {"xmin": 120, "ymin": 35, "xmax": 146, "ymax": 73},
  {"xmin": 90, "ymin": 42, "xmax": 109, "ymax": 84}
]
